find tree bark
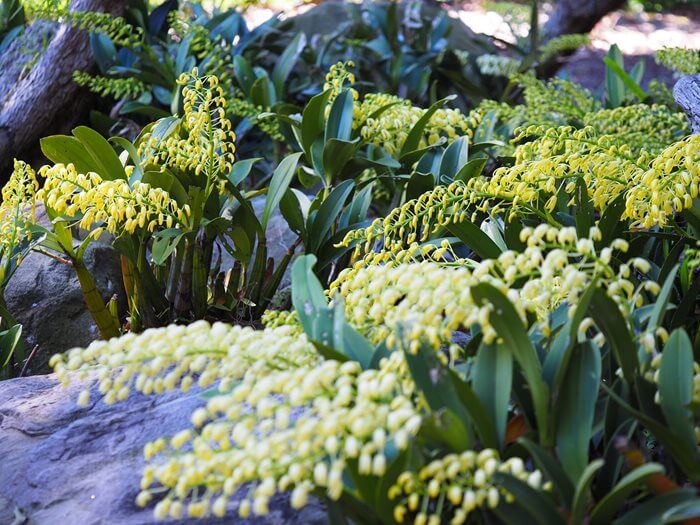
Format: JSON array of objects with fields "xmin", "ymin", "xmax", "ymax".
[
  {"xmin": 537, "ymin": 0, "xmax": 627, "ymax": 77},
  {"xmin": 0, "ymin": 0, "xmax": 127, "ymax": 173},
  {"xmin": 542, "ymin": 0, "xmax": 627, "ymax": 41},
  {"xmin": 674, "ymin": 75, "xmax": 700, "ymax": 134}
]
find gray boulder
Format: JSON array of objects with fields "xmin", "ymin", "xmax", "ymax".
[
  {"xmin": 0, "ymin": 374, "xmax": 326, "ymax": 525},
  {"xmin": 5, "ymin": 205, "xmax": 124, "ymax": 374}
]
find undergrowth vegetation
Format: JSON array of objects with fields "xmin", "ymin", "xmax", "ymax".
[{"xmin": 1, "ymin": 0, "xmax": 699, "ymax": 522}]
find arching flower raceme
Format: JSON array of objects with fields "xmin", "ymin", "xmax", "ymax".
[
  {"xmin": 333, "ymin": 225, "xmax": 655, "ymax": 348},
  {"xmin": 340, "ymin": 129, "xmax": 699, "ymax": 254},
  {"xmin": 390, "ymin": 450, "xmax": 549, "ymax": 525},
  {"xmin": 38, "ymin": 163, "xmax": 189, "ymax": 236},
  {"xmin": 50, "ymin": 321, "xmax": 317, "ymax": 406},
  {"xmin": 0, "ymin": 160, "xmax": 39, "ymax": 252},
  {"xmin": 139, "ymin": 70, "xmax": 237, "ymax": 191}
]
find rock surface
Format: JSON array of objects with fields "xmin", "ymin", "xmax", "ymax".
[
  {"xmin": 0, "ymin": 374, "xmax": 326, "ymax": 525},
  {"xmin": 5, "ymin": 205, "xmax": 124, "ymax": 374}
]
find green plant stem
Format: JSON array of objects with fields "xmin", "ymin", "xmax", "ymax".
[
  {"xmin": 74, "ymin": 258, "xmax": 120, "ymax": 340},
  {"xmin": 174, "ymin": 236, "xmax": 195, "ymax": 316}
]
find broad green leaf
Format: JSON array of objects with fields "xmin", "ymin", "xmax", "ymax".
[
  {"xmin": 439, "ymin": 136, "xmax": 469, "ymax": 179},
  {"xmin": 291, "ymin": 255, "xmax": 328, "ymax": 337},
  {"xmin": 542, "ymin": 279, "xmax": 597, "ymax": 390},
  {"xmin": 279, "ymin": 188, "xmax": 308, "ymax": 237},
  {"xmin": 322, "ymin": 138, "xmax": 359, "ymax": 181},
  {"xmin": 647, "ymin": 264, "xmax": 678, "ymax": 333},
  {"xmin": 339, "ymin": 183, "xmax": 373, "ymax": 229},
  {"xmin": 446, "ymin": 220, "xmax": 503, "ymax": 259},
  {"xmin": 454, "ymin": 158, "xmax": 487, "ymax": 183},
  {"xmin": 307, "ymin": 180, "xmax": 354, "ymax": 253},
  {"xmin": 571, "ymin": 459, "xmax": 605, "ymax": 525},
  {"xmin": 471, "ymin": 283, "xmax": 551, "ymax": 445},
  {"xmin": 604, "ymin": 56, "xmax": 647, "ymax": 103},
  {"xmin": 403, "ymin": 341, "xmax": 473, "ymax": 450},
  {"xmin": 325, "ymin": 89, "xmax": 354, "ymax": 142},
  {"xmin": 250, "ymin": 75, "xmax": 275, "ymax": 107},
  {"xmin": 227, "ymin": 157, "xmax": 261, "ymax": 187},
  {"xmin": 262, "ymin": 152, "xmax": 302, "ymax": 231},
  {"xmin": 0, "ymin": 324, "xmax": 22, "ymax": 369},
  {"xmin": 40, "ymin": 135, "xmax": 100, "ymax": 175},
  {"xmin": 301, "ymin": 90, "xmax": 332, "ymax": 155},
  {"xmin": 590, "ymin": 464, "xmax": 666, "ymax": 525},
  {"xmin": 406, "ymin": 171, "xmax": 436, "ymax": 201},
  {"xmin": 613, "ymin": 489, "xmax": 700, "ymax": 525},
  {"xmin": 331, "ymin": 300, "xmax": 374, "ymax": 369},
  {"xmin": 605, "ymin": 44, "xmax": 625, "ymax": 107},
  {"xmin": 589, "ymin": 288, "xmax": 637, "ymax": 383},
  {"xmin": 141, "ymin": 170, "xmax": 188, "ymax": 206},
  {"xmin": 661, "ymin": 497, "xmax": 700, "ymax": 522},
  {"xmin": 556, "ymin": 341, "xmax": 601, "ymax": 483},
  {"xmin": 658, "ymin": 329, "xmax": 696, "ymax": 449},
  {"xmin": 272, "ymin": 32, "xmax": 306, "ymax": 98},
  {"xmin": 233, "ymin": 55, "xmax": 255, "ymax": 95},
  {"xmin": 110, "ymin": 136, "xmax": 144, "ymax": 183},
  {"xmin": 473, "ymin": 340, "xmax": 512, "ymax": 447},
  {"xmin": 151, "ymin": 229, "xmax": 185, "ymax": 265},
  {"xmin": 400, "ymin": 95, "xmax": 456, "ymax": 157}
]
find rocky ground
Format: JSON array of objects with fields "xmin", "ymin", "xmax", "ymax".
[{"xmin": 0, "ymin": 374, "xmax": 325, "ymax": 525}]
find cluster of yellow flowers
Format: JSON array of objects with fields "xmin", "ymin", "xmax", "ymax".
[
  {"xmin": 538, "ymin": 33, "xmax": 591, "ymax": 63},
  {"xmin": 390, "ymin": 450, "xmax": 548, "ymax": 525},
  {"xmin": 37, "ymin": 7, "xmax": 144, "ymax": 48},
  {"xmin": 38, "ymin": 163, "xmax": 188, "ymax": 236},
  {"xmin": 323, "ymin": 60, "xmax": 358, "ymax": 103},
  {"xmin": 139, "ymin": 71, "xmax": 236, "ymax": 188},
  {"xmin": 52, "ymin": 318, "xmax": 423, "ymax": 520},
  {"xmin": 355, "ymin": 93, "xmax": 478, "ymax": 156},
  {"xmin": 626, "ymin": 135, "xmax": 700, "ymax": 228},
  {"xmin": 342, "ymin": 127, "xmax": 698, "ymax": 251},
  {"xmin": 319, "ymin": 61, "xmax": 479, "ymax": 156},
  {"xmin": 137, "ymin": 351, "xmax": 421, "ymax": 519},
  {"xmin": 228, "ymin": 93, "xmax": 284, "ymax": 141},
  {"xmin": 169, "ymin": 12, "xmax": 234, "ymax": 96},
  {"xmin": 50, "ymin": 320, "xmax": 317, "ymax": 406},
  {"xmin": 0, "ymin": 160, "xmax": 39, "ymax": 252},
  {"xmin": 73, "ymin": 71, "xmax": 146, "ymax": 100},
  {"xmin": 656, "ymin": 47, "xmax": 700, "ymax": 75},
  {"xmin": 582, "ymin": 104, "xmax": 689, "ymax": 154},
  {"xmin": 336, "ymin": 225, "xmax": 654, "ymax": 347}
]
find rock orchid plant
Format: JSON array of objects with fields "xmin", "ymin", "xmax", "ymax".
[
  {"xmin": 0, "ymin": 39, "xmax": 698, "ymax": 523},
  {"xmin": 43, "ymin": 65, "xmax": 700, "ymax": 523}
]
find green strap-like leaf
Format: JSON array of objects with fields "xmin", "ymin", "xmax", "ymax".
[
  {"xmin": 262, "ymin": 153, "xmax": 303, "ymax": 231},
  {"xmin": 570, "ymin": 459, "xmax": 605, "ymax": 525},
  {"xmin": 590, "ymin": 464, "xmax": 666, "ymax": 525},
  {"xmin": 470, "ymin": 282, "xmax": 551, "ymax": 446},
  {"xmin": 555, "ymin": 341, "xmax": 601, "ymax": 483},
  {"xmin": 473, "ymin": 340, "xmax": 512, "ymax": 448},
  {"xmin": 658, "ymin": 329, "xmax": 696, "ymax": 450}
]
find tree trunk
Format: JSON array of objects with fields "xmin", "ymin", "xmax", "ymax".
[
  {"xmin": 542, "ymin": 0, "xmax": 627, "ymax": 41},
  {"xmin": 674, "ymin": 75, "xmax": 700, "ymax": 134},
  {"xmin": 537, "ymin": 0, "xmax": 627, "ymax": 77},
  {"xmin": 0, "ymin": 0, "xmax": 127, "ymax": 173}
]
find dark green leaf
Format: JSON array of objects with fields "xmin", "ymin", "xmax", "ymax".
[
  {"xmin": 263, "ymin": 152, "xmax": 303, "ymax": 231},
  {"xmin": 473, "ymin": 341, "xmax": 512, "ymax": 447}
]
